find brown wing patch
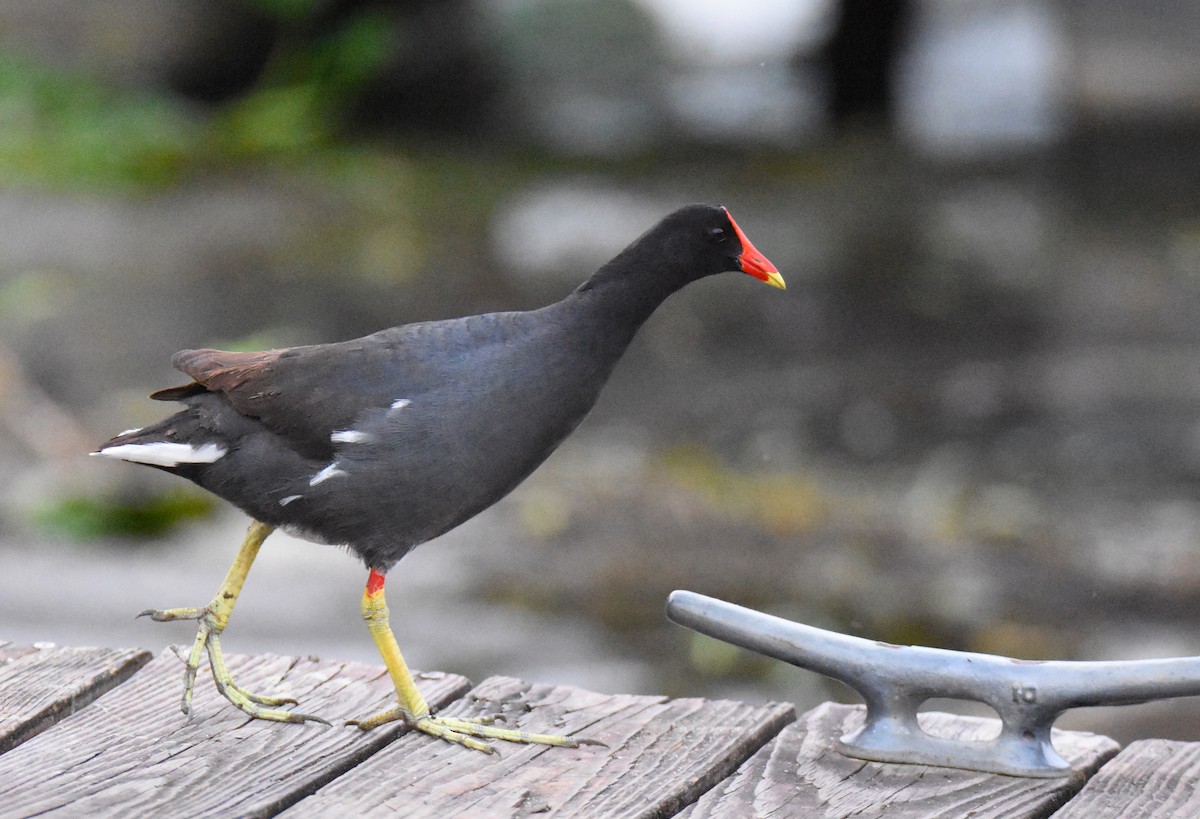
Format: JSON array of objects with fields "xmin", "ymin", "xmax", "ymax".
[
  {"xmin": 152, "ymin": 345, "xmax": 335, "ymax": 455},
  {"xmin": 170, "ymin": 348, "xmax": 283, "ymax": 395}
]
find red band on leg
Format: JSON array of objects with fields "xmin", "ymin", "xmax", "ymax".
[{"xmin": 366, "ymin": 568, "xmax": 386, "ymax": 597}]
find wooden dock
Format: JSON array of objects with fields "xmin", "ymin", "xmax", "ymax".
[{"xmin": 0, "ymin": 640, "xmax": 1196, "ymax": 817}]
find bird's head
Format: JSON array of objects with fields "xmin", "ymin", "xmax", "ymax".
[
  {"xmin": 576, "ymin": 204, "xmax": 785, "ymax": 303},
  {"xmin": 648, "ymin": 204, "xmax": 785, "ymax": 290},
  {"xmin": 716, "ymin": 205, "xmax": 785, "ymax": 289}
]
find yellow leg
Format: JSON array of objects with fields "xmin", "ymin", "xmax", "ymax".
[
  {"xmin": 140, "ymin": 519, "xmax": 327, "ymax": 725},
  {"xmin": 347, "ymin": 569, "xmax": 599, "ymax": 753}
]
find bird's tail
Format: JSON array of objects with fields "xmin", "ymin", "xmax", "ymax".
[{"xmin": 91, "ymin": 413, "xmax": 227, "ymax": 469}]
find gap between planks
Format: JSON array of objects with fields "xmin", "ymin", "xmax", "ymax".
[
  {"xmin": 0, "ymin": 642, "xmax": 151, "ymax": 754},
  {"xmin": 281, "ymin": 675, "xmax": 795, "ymax": 818},
  {"xmin": 681, "ymin": 702, "xmax": 1121, "ymax": 819},
  {"xmin": 0, "ymin": 649, "xmax": 470, "ymax": 817}
]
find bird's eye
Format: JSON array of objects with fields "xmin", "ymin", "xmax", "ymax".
[{"xmin": 706, "ymin": 227, "xmax": 727, "ymax": 243}]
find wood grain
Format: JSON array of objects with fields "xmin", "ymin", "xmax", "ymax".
[
  {"xmin": 0, "ymin": 650, "xmax": 470, "ymax": 817},
  {"xmin": 1052, "ymin": 739, "xmax": 1200, "ymax": 818},
  {"xmin": 0, "ymin": 639, "xmax": 42, "ymax": 664},
  {"xmin": 281, "ymin": 675, "xmax": 795, "ymax": 818},
  {"xmin": 680, "ymin": 702, "xmax": 1120, "ymax": 819},
  {"xmin": 0, "ymin": 642, "xmax": 151, "ymax": 754}
]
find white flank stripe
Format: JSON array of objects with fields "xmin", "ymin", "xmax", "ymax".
[
  {"xmin": 331, "ymin": 429, "xmax": 372, "ymax": 444},
  {"xmin": 390, "ymin": 398, "xmax": 412, "ymax": 411},
  {"xmin": 279, "ymin": 494, "xmax": 302, "ymax": 506},
  {"xmin": 92, "ymin": 442, "xmax": 226, "ymax": 467},
  {"xmin": 309, "ymin": 462, "xmax": 347, "ymax": 486}
]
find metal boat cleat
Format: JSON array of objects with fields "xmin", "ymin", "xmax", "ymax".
[{"xmin": 666, "ymin": 589, "xmax": 1200, "ymax": 778}]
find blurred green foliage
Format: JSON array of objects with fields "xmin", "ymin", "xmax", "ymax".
[
  {"xmin": 659, "ymin": 443, "xmax": 828, "ymax": 536},
  {"xmin": 687, "ymin": 632, "xmax": 773, "ymax": 681},
  {"xmin": 247, "ymin": 0, "xmax": 319, "ymax": 22},
  {"xmin": 214, "ymin": 11, "xmax": 394, "ymax": 157},
  {"xmin": 0, "ymin": 270, "xmax": 73, "ymax": 333},
  {"xmin": 0, "ymin": 5, "xmax": 394, "ymax": 190},
  {"xmin": 34, "ymin": 490, "xmax": 218, "ymax": 541},
  {"xmin": 0, "ymin": 53, "xmax": 197, "ymax": 189}
]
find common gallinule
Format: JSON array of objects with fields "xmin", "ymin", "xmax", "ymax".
[{"xmin": 93, "ymin": 204, "xmax": 784, "ymax": 752}]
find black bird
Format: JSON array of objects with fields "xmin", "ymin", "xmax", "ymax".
[{"xmin": 93, "ymin": 204, "xmax": 784, "ymax": 752}]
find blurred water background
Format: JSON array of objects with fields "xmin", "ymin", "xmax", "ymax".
[{"xmin": 1, "ymin": 0, "xmax": 1199, "ymax": 744}]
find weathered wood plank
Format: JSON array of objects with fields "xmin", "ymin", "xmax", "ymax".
[
  {"xmin": 1052, "ymin": 739, "xmax": 1200, "ymax": 817},
  {"xmin": 0, "ymin": 639, "xmax": 42, "ymax": 664},
  {"xmin": 282, "ymin": 675, "xmax": 795, "ymax": 817},
  {"xmin": 0, "ymin": 650, "xmax": 470, "ymax": 817},
  {"xmin": 680, "ymin": 702, "xmax": 1120, "ymax": 819},
  {"xmin": 0, "ymin": 642, "xmax": 151, "ymax": 755}
]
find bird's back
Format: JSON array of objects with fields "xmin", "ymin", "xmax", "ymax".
[
  {"xmin": 110, "ymin": 296, "xmax": 629, "ymax": 569},
  {"xmin": 94, "ymin": 202, "xmax": 781, "ymax": 571}
]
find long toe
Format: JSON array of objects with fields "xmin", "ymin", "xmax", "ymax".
[
  {"xmin": 414, "ymin": 715, "xmax": 602, "ymax": 754},
  {"xmin": 345, "ymin": 706, "xmax": 407, "ymax": 732},
  {"xmin": 217, "ymin": 680, "xmax": 329, "ymax": 724},
  {"xmin": 150, "ymin": 604, "xmax": 327, "ymax": 725},
  {"xmin": 138, "ymin": 606, "xmax": 208, "ymax": 622},
  {"xmin": 204, "ymin": 633, "xmax": 328, "ymax": 725},
  {"xmin": 228, "ymin": 681, "xmax": 300, "ymax": 708},
  {"xmin": 431, "ymin": 716, "xmax": 605, "ymax": 749},
  {"xmin": 349, "ymin": 707, "xmax": 600, "ymax": 754}
]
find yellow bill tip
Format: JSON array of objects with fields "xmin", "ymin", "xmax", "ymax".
[{"xmin": 763, "ymin": 270, "xmax": 786, "ymax": 290}]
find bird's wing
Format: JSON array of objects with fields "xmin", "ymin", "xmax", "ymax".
[
  {"xmin": 153, "ymin": 348, "xmax": 283, "ymax": 401},
  {"xmin": 151, "ymin": 341, "xmax": 412, "ymax": 460},
  {"xmin": 148, "ymin": 318, "xmax": 499, "ymax": 461}
]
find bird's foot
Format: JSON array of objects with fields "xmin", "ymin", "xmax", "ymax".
[
  {"xmin": 346, "ymin": 708, "xmax": 602, "ymax": 754},
  {"xmin": 139, "ymin": 605, "xmax": 329, "ymax": 725}
]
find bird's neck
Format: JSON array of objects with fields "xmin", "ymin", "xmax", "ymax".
[{"xmin": 567, "ymin": 251, "xmax": 690, "ymax": 343}]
